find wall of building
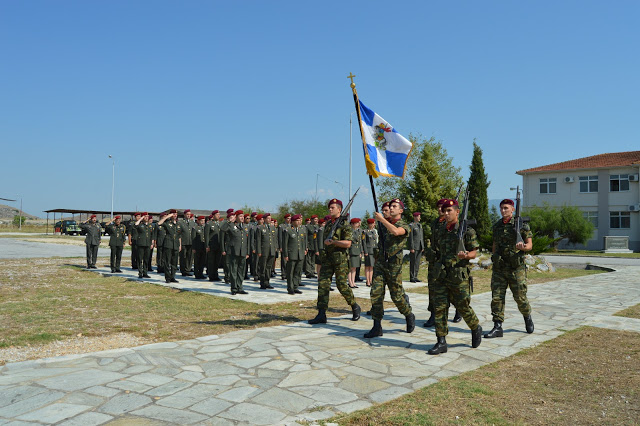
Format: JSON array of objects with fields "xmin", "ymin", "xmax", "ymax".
[{"xmin": 520, "ymin": 167, "xmax": 640, "ymax": 252}]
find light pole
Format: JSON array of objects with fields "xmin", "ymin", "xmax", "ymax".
[
  {"xmin": 316, "ymin": 174, "xmax": 345, "ymax": 200},
  {"xmin": 109, "ymin": 155, "xmax": 115, "ymax": 218},
  {"xmin": 349, "ymin": 112, "xmax": 353, "ymax": 200},
  {"xmin": 17, "ymin": 195, "xmax": 22, "ymax": 230}
]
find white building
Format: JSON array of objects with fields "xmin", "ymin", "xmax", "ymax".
[{"xmin": 516, "ymin": 151, "xmax": 640, "ymax": 251}]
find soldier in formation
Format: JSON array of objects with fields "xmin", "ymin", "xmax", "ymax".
[
  {"xmin": 158, "ymin": 209, "xmax": 181, "ymax": 284},
  {"xmin": 178, "ymin": 209, "xmax": 195, "ymax": 277},
  {"xmin": 361, "ymin": 218, "xmax": 377, "ymax": 286},
  {"xmin": 134, "ymin": 212, "xmax": 154, "ymax": 278},
  {"xmin": 205, "ymin": 210, "xmax": 222, "ymax": 281},
  {"xmin": 80, "ymin": 214, "xmax": 102, "ymax": 269},
  {"xmin": 192, "ymin": 215, "xmax": 207, "ymax": 279},
  {"xmin": 282, "ymin": 214, "xmax": 307, "ymax": 294},
  {"xmin": 256, "ymin": 213, "xmax": 277, "ymax": 289},
  {"xmin": 105, "ymin": 215, "xmax": 126, "ymax": 273},
  {"xmin": 485, "ymin": 198, "xmax": 534, "ymax": 338},
  {"xmin": 348, "ymin": 217, "xmax": 363, "ymax": 288},
  {"xmin": 408, "ymin": 211, "xmax": 424, "ymax": 282},
  {"xmin": 127, "ymin": 212, "xmax": 141, "ymax": 270},
  {"xmin": 222, "ymin": 210, "xmax": 250, "ymax": 295}
]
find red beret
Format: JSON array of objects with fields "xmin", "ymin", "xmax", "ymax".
[
  {"xmin": 284, "ymin": 214, "xmax": 291, "ymax": 218},
  {"xmin": 134, "ymin": 212, "xmax": 142, "ymax": 216},
  {"xmin": 234, "ymin": 210, "xmax": 244, "ymax": 216},
  {"xmin": 311, "ymin": 214, "xmax": 318, "ymax": 219},
  {"xmin": 367, "ymin": 218, "xmax": 375, "ymax": 224},
  {"xmin": 319, "ymin": 219, "xmax": 325, "ymax": 224},
  {"xmin": 328, "ymin": 199, "xmax": 343, "ymax": 208},
  {"xmin": 324, "ymin": 215, "xmax": 332, "ymax": 220},
  {"xmin": 291, "ymin": 214, "xmax": 302, "ymax": 221},
  {"xmin": 305, "ymin": 217, "xmax": 311, "ymax": 222},
  {"xmin": 211, "ymin": 210, "xmax": 219, "ymax": 215},
  {"xmin": 251, "ymin": 212, "xmax": 257, "ymax": 217},
  {"xmin": 114, "ymin": 215, "xmax": 121, "ymax": 220},
  {"xmin": 443, "ymin": 199, "xmax": 459, "ymax": 208},
  {"xmin": 500, "ymin": 199, "xmax": 515, "ymax": 206},
  {"xmin": 264, "ymin": 213, "xmax": 271, "ymax": 217},
  {"xmin": 142, "ymin": 212, "xmax": 148, "ymax": 216},
  {"xmin": 389, "ymin": 198, "xmax": 405, "ymax": 209},
  {"xmin": 184, "ymin": 209, "xmax": 191, "ymax": 214},
  {"xmin": 90, "ymin": 214, "xmax": 97, "ymax": 219},
  {"xmin": 197, "ymin": 215, "xmax": 205, "ymax": 220},
  {"xmin": 147, "ymin": 214, "xmax": 153, "ymax": 219},
  {"xmin": 256, "ymin": 214, "xmax": 264, "ymax": 220},
  {"xmin": 413, "ymin": 212, "xmax": 421, "ymax": 216},
  {"xmin": 350, "ymin": 218, "xmax": 361, "ymax": 223},
  {"xmin": 381, "ymin": 202, "xmax": 389, "ymax": 209},
  {"xmin": 169, "ymin": 209, "xmax": 177, "ymax": 214},
  {"xmin": 226, "ymin": 208, "xmax": 234, "ymax": 214},
  {"xmin": 227, "ymin": 211, "xmax": 236, "ymax": 218},
  {"xmin": 436, "ymin": 198, "xmax": 447, "ymax": 207}
]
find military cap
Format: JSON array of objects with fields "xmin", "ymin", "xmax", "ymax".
[
  {"xmin": 292, "ymin": 214, "xmax": 302, "ymax": 221},
  {"xmin": 142, "ymin": 212, "xmax": 148, "ymax": 216},
  {"xmin": 226, "ymin": 208, "xmax": 234, "ymax": 214},
  {"xmin": 324, "ymin": 215, "xmax": 332, "ymax": 221},
  {"xmin": 234, "ymin": 210, "xmax": 244, "ymax": 216},
  {"xmin": 169, "ymin": 209, "xmax": 177, "ymax": 213},
  {"xmin": 305, "ymin": 218, "xmax": 311, "ymax": 222},
  {"xmin": 134, "ymin": 212, "xmax": 142, "ymax": 216},
  {"xmin": 367, "ymin": 218, "xmax": 375, "ymax": 224},
  {"xmin": 436, "ymin": 198, "xmax": 447, "ymax": 207},
  {"xmin": 389, "ymin": 198, "xmax": 405, "ymax": 209},
  {"xmin": 328, "ymin": 198, "xmax": 343, "ymax": 208},
  {"xmin": 350, "ymin": 218, "xmax": 361, "ymax": 223},
  {"xmin": 500, "ymin": 199, "xmax": 515, "ymax": 206},
  {"xmin": 251, "ymin": 212, "xmax": 257, "ymax": 217},
  {"xmin": 284, "ymin": 213, "xmax": 291, "ymax": 218},
  {"xmin": 114, "ymin": 215, "xmax": 121, "ymax": 220},
  {"xmin": 227, "ymin": 211, "xmax": 236, "ymax": 218},
  {"xmin": 90, "ymin": 214, "xmax": 97, "ymax": 219},
  {"xmin": 381, "ymin": 202, "xmax": 389, "ymax": 209},
  {"xmin": 319, "ymin": 219, "xmax": 325, "ymax": 224},
  {"xmin": 197, "ymin": 215, "xmax": 206, "ymax": 220},
  {"xmin": 413, "ymin": 212, "xmax": 421, "ymax": 216},
  {"xmin": 184, "ymin": 209, "xmax": 191, "ymax": 214},
  {"xmin": 147, "ymin": 214, "xmax": 153, "ymax": 219},
  {"xmin": 256, "ymin": 214, "xmax": 264, "ymax": 220},
  {"xmin": 443, "ymin": 199, "xmax": 459, "ymax": 208},
  {"xmin": 264, "ymin": 213, "xmax": 271, "ymax": 217},
  {"xmin": 311, "ymin": 214, "xmax": 318, "ymax": 219},
  {"xmin": 211, "ymin": 210, "xmax": 219, "ymax": 215}
]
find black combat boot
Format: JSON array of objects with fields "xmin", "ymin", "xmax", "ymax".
[
  {"xmin": 351, "ymin": 303, "xmax": 361, "ymax": 321},
  {"xmin": 406, "ymin": 313, "xmax": 415, "ymax": 333},
  {"xmin": 424, "ymin": 312, "xmax": 435, "ymax": 328},
  {"xmin": 452, "ymin": 310, "xmax": 462, "ymax": 323},
  {"xmin": 428, "ymin": 337, "xmax": 447, "ymax": 355},
  {"xmin": 308, "ymin": 310, "xmax": 327, "ymax": 324},
  {"xmin": 364, "ymin": 320, "xmax": 383, "ymax": 338},
  {"xmin": 484, "ymin": 322, "xmax": 503, "ymax": 338},
  {"xmin": 524, "ymin": 315, "xmax": 534, "ymax": 334},
  {"xmin": 471, "ymin": 325, "xmax": 483, "ymax": 348}
]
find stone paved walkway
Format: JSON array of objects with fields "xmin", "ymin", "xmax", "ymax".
[{"xmin": 1, "ymin": 265, "xmax": 640, "ymax": 425}]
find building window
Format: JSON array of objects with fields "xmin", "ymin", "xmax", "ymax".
[
  {"xmin": 539, "ymin": 178, "xmax": 557, "ymax": 194},
  {"xmin": 610, "ymin": 174, "xmax": 630, "ymax": 192},
  {"xmin": 579, "ymin": 176, "xmax": 598, "ymax": 193},
  {"xmin": 610, "ymin": 211, "xmax": 631, "ymax": 229},
  {"xmin": 583, "ymin": 211, "xmax": 598, "ymax": 228}
]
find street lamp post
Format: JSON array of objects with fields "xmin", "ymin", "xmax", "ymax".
[
  {"xmin": 109, "ymin": 155, "xmax": 114, "ymax": 218},
  {"xmin": 349, "ymin": 112, "xmax": 353, "ymax": 200}
]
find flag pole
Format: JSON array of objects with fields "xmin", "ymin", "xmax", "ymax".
[{"xmin": 348, "ymin": 73, "xmax": 380, "ymax": 214}]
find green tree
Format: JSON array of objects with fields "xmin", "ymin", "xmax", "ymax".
[
  {"xmin": 489, "ymin": 204, "xmax": 500, "ymax": 224},
  {"xmin": 376, "ymin": 134, "xmax": 463, "ymax": 224},
  {"xmin": 274, "ymin": 198, "xmax": 327, "ymax": 223},
  {"xmin": 12, "ymin": 215, "xmax": 25, "ymax": 226},
  {"xmin": 467, "ymin": 140, "xmax": 491, "ymax": 248},
  {"xmin": 525, "ymin": 204, "xmax": 595, "ymax": 248}
]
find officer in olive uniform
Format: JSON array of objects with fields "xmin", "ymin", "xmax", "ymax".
[
  {"xmin": 304, "ymin": 215, "xmax": 319, "ymax": 278},
  {"xmin": 364, "ymin": 199, "xmax": 415, "ymax": 338},
  {"xmin": 256, "ymin": 213, "xmax": 277, "ymax": 289},
  {"xmin": 408, "ymin": 212, "xmax": 425, "ymax": 282},
  {"xmin": 485, "ymin": 198, "xmax": 534, "ymax": 338},
  {"xmin": 178, "ymin": 209, "xmax": 195, "ymax": 276},
  {"xmin": 134, "ymin": 212, "xmax": 154, "ymax": 278},
  {"xmin": 105, "ymin": 215, "xmax": 126, "ymax": 272},
  {"xmin": 220, "ymin": 208, "xmax": 235, "ymax": 282},
  {"xmin": 80, "ymin": 214, "xmax": 102, "ymax": 269},
  {"xmin": 428, "ymin": 199, "xmax": 482, "ymax": 355},
  {"xmin": 348, "ymin": 218, "xmax": 363, "ymax": 288},
  {"xmin": 191, "ymin": 215, "xmax": 207, "ymax": 279},
  {"xmin": 147, "ymin": 215, "xmax": 157, "ymax": 272},
  {"xmin": 158, "ymin": 209, "xmax": 181, "ymax": 283},
  {"xmin": 248, "ymin": 212, "xmax": 259, "ymax": 279},
  {"xmin": 309, "ymin": 199, "xmax": 361, "ymax": 325},
  {"xmin": 128, "ymin": 212, "xmax": 142, "ymax": 270},
  {"xmin": 205, "ymin": 210, "xmax": 222, "ymax": 281},
  {"xmin": 278, "ymin": 214, "xmax": 292, "ymax": 280},
  {"xmin": 222, "ymin": 210, "xmax": 250, "ymax": 295},
  {"xmin": 282, "ymin": 214, "xmax": 307, "ymax": 294},
  {"xmin": 156, "ymin": 212, "xmax": 167, "ymax": 274},
  {"xmin": 362, "ymin": 218, "xmax": 377, "ymax": 286}
]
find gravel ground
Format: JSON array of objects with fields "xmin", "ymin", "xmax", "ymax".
[{"xmin": 0, "ymin": 333, "xmax": 153, "ymax": 365}]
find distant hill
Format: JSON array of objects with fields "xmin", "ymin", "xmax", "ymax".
[{"xmin": 0, "ymin": 204, "xmax": 40, "ymax": 220}]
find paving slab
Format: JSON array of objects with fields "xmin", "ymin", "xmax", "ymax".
[{"xmin": 1, "ymin": 265, "xmax": 639, "ymax": 424}]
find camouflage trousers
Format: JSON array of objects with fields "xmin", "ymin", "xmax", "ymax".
[
  {"xmin": 491, "ymin": 266, "xmax": 531, "ymax": 322},
  {"xmin": 370, "ymin": 257, "xmax": 412, "ymax": 320},
  {"xmin": 433, "ymin": 278, "xmax": 479, "ymax": 337},
  {"xmin": 317, "ymin": 251, "xmax": 355, "ymax": 311}
]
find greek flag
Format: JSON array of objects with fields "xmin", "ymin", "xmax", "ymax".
[{"xmin": 358, "ymin": 100, "xmax": 413, "ymax": 178}]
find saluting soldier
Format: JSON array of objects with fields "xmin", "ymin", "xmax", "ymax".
[
  {"xmin": 220, "ymin": 208, "xmax": 235, "ymax": 283},
  {"xmin": 251, "ymin": 214, "xmax": 264, "ymax": 281},
  {"xmin": 308, "ymin": 199, "xmax": 361, "ymax": 325},
  {"xmin": 282, "ymin": 214, "xmax": 307, "ymax": 294},
  {"xmin": 80, "ymin": 214, "xmax": 102, "ymax": 269},
  {"xmin": 362, "ymin": 218, "xmax": 377, "ymax": 286},
  {"xmin": 134, "ymin": 212, "xmax": 153, "ymax": 278},
  {"xmin": 156, "ymin": 212, "xmax": 167, "ymax": 274},
  {"xmin": 178, "ymin": 209, "xmax": 195, "ymax": 276},
  {"xmin": 248, "ymin": 212, "xmax": 259, "ymax": 279},
  {"xmin": 408, "ymin": 212, "xmax": 425, "ymax": 282},
  {"xmin": 128, "ymin": 212, "xmax": 141, "ymax": 270},
  {"xmin": 278, "ymin": 214, "xmax": 292, "ymax": 280},
  {"xmin": 205, "ymin": 210, "xmax": 222, "ymax": 281},
  {"xmin": 105, "ymin": 215, "xmax": 126, "ymax": 272},
  {"xmin": 147, "ymin": 214, "xmax": 156, "ymax": 272},
  {"xmin": 485, "ymin": 198, "xmax": 534, "ymax": 338},
  {"xmin": 158, "ymin": 209, "xmax": 182, "ymax": 284},
  {"xmin": 243, "ymin": 213, "xmax": 252, "ymax": 280},
  {"xmin": 256, "ymin": 213, "xmax": 277, "ymax": 289},
  {"xmin": 348, "ymin": 218, "xmax": 363, "ymax": 288},
  {"xmin": 192, "ymin": 215, "xmax": 207, "ymax": 279},
  {"xmin": 428, "ymin": 199, "xmax": 482, "ymax": 355},
  {"xmin": 364, "ymin": 199, "xmax": 415, "ymax": 338}
]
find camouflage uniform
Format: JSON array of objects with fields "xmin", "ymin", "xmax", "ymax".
[
  {"xmin": 369, "ymin": 219, "xmax": 412, "ymax": 320},
  {"xmin": 432, "ymin": 222, "xmax": 480, "ymax": 337},
  {"xmin": 490, "ymin": 218, "xmax": 533, "ymax": 322},
  {"xmin": 425, "ymin": 217, "xmax": 446, "ymax": 313},
  {"xmin": 317, "ymin": 220, "xmax": 356, "ymax": 310}
]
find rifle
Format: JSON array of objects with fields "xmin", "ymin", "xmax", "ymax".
[
  {"xmin": 326, "ymin": 188, "xmax": 360, "ymax": 240},
  {"xmin": 456, "ymin": 185, "xmax": 476, "ymax": 253},
  {"xmin": 454, "ymin": 184, "xmax": 463, "ymax": 201},
  {"xmin": 514, "ymin": 186, "xmax": 530, "ymax": 249}
]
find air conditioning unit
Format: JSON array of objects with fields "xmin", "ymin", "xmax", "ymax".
[
  {"xmin": 629, "ymin": 174, "xmax": 639, "ymax": 182},
  {"xmin": 564, "ymin": 176, "xmax": 574, "ymax": 183},
  {"xmin": 629, "ymin": 204, "xmax": 640, "ymax": 212}
]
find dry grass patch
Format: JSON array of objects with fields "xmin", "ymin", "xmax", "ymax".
[
  {"xmin": 615, "ymin": 303, "xmax": 640, "ymax": 320},
  {"xmin": 330, "ymin": 326, "xmax": 640, "ymax": 425}
]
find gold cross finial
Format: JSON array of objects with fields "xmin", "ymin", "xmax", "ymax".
[{"xmin": 347, "ymin": 72, "xmax": 356, "ymax": 88}]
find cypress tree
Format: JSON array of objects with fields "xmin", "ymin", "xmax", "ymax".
[{"xmin": 467, "ymin": 140, "xmax": 491, "ymax": 242}]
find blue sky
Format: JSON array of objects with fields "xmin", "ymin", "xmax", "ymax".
[{"xmin": 1, "ymin": 1, "xmax": 638, "ymax": 218}]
